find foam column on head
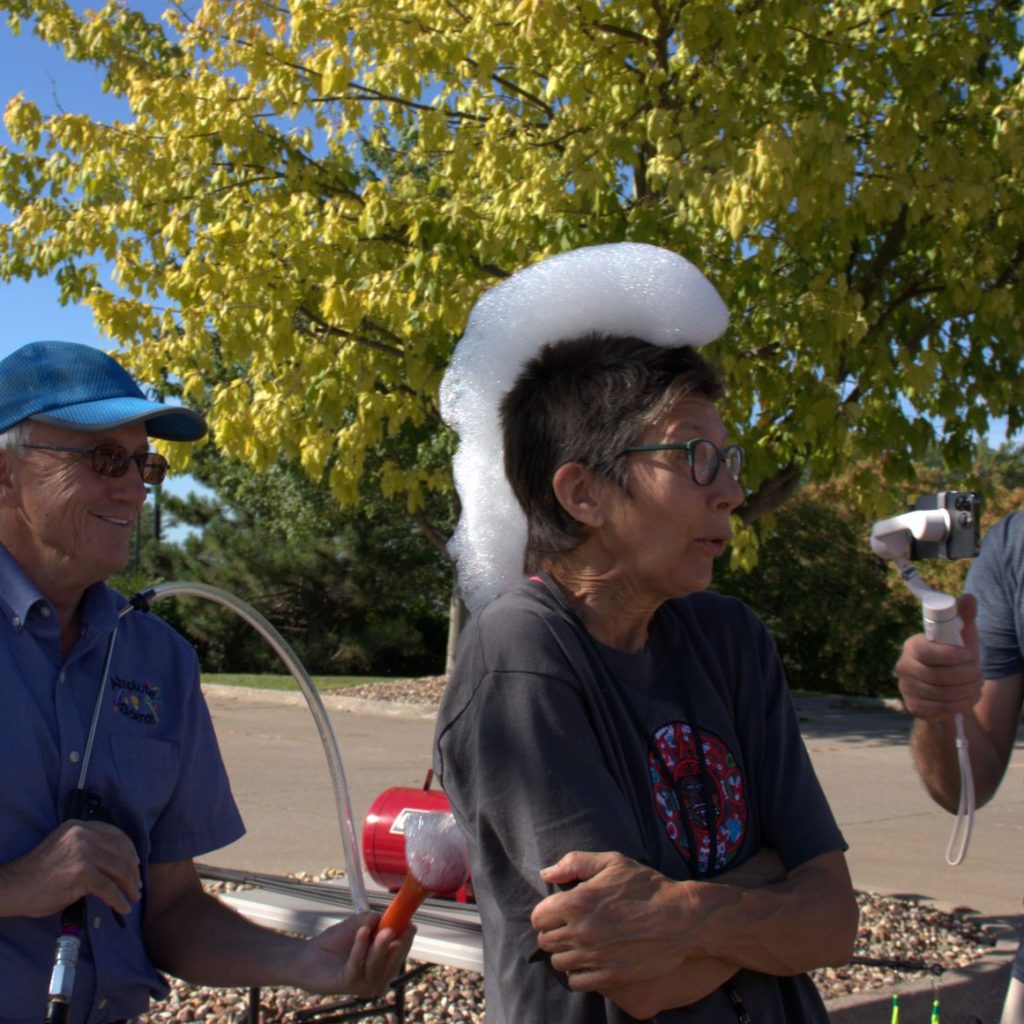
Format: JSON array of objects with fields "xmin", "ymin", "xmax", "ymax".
[{"xmin": 440, "ymin": 242, "xmax": 730, "ymax": 613}]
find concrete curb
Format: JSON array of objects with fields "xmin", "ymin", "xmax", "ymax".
[
  {"xmin": 200, "ymin": 682, "xmax": 439, "ymax": 720},
  {"xmin": 795, "ymin": 693, "xmax": 906, "ymax": 715},
  {"xmin": 201, "ymin": 682, "xmax": 904, "ymax": 720}
]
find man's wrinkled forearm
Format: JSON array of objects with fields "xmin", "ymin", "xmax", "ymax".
[{"xmin": 684, "ymin": 850, "xmax": 858, "ymax": 975}]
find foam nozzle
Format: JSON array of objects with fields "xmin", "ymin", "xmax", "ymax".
[{"xmin": 379, "ymin": 812, "xmax": 469, "ymax": 932}]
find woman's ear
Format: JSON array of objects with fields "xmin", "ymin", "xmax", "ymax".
[{"xmin": 551, "ymin": 462, "xmax": 607, "ymax": 528}]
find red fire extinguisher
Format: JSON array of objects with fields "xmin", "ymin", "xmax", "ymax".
[{"xmin": 362, "ymin": 770, "xmax": 474, "ymax": 903}]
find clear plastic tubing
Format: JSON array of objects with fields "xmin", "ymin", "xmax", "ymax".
[{"xmin": 129, "ymin": 581, "xmax": 370, "ymax": 912}]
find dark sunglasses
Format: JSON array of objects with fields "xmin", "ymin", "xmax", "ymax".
[{"xmin": 20, "ymin": 443, "xmax": 169, "ymax": 484}]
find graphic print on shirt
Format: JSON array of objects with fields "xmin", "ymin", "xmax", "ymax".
[
  {"xmin": 649, "ymin": 720, "xmax": 746, "ymax": 874},
  {"xmin": 111, "ymin": 675, "xmax": 162, "ymax": 725}
]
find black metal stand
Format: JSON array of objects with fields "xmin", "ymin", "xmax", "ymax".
[
  {"xmin": 247, "ymin": 987, "xmax": 260, "ymax": 1023},
  {"xmin": 850, "ymin": 953, "xmax": 944, "ymax": 977},
  {"xmin": 245, "ymin": 962, "xmax": 434, "ymax": 1024}
]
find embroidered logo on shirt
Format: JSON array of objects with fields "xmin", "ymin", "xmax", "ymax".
[
  {"xmin": 648, "ymin": 721, "xmax": 746, "ymax": 874},
  {"xmin": 111, "ymin": 675, "xmax": 162, "ymax": 725}
]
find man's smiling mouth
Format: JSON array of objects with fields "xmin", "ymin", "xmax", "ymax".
[{"xmin": 93, "ymin": 513, "xmax": 132, "ymax": 527}]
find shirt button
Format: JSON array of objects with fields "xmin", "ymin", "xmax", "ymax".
[
  {"xmin": 69, "ymin": 751, "xmax": 81, "ymax": 764},
  {"xmin": 97, "ymin": 997, "xmax": 108, "ymax": 1010},
  {"xmin": 39, "ymin": 606, "xmax": 51, "ymax": 618},
  {"xmin": 57, "ymin": 671, "xmax": 66, "ymax": 684},
  {"xmin": 93, "ymin": 916, "xmax": 101, "ymax": 929},
  {"xmin": 11, "ymin": 615, "xmax": 20, "ymax": 627}
]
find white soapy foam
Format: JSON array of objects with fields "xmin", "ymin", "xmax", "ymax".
[
  {"xmin": 440, "ymin": 242, "xmax": 729, "ymax": 612},
  {"xmin": 405, "ymin": 811, "xmax": 469, "ymax": 892}
]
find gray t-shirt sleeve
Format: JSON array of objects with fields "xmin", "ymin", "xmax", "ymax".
[
  {"xmin": 437, "ymin": 665, "xmax": 650, "ymax": 912},
  {"xmin": 965, "ymin": 512, "xmax": 1024, "ymax": 680}
]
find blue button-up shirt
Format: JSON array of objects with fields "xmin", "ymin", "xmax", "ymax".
[{"xmin": 0, "ymin": 545, "xmax": 244, "ymax": 1023}]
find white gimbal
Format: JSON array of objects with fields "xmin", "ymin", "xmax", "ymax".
[{"xmin": 870, "ymin": 491, "xmax": 981, "ymax": 865}]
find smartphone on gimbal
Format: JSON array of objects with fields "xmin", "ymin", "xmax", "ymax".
[{"xmin": 908, "ymin": 491, "xmax": 981, "ymax": 560}]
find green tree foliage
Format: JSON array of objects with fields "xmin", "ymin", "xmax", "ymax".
[
  {"xmin": 715, "ymin": 446, "xmax": 1024, "ymax": 696},
  {"xmin": 1, "ymin": 1, "xmax": 1022, "ymax": 542},
  {"xmin": 110, "ymin": 454, "xmax": 453, "ymax": 675},
  {"xmin": 714, "ymin": 483, "xmax": 921, "ymax": 696},
  {"xmin": 974, "ymin": 441, "xmax": 1024, "ymax": 493}
]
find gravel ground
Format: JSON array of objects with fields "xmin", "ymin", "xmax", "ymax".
[
  {"xmin": 141, "ymin": 677, "xmax": 1002, "ymax": 1021},
  {"xmin": 336, "ymin": 676, "xmax": 450, "ymax": 705},
  {"xmin": 147, "ymin": 887, "xmax": 997, "ymax": 1022}
]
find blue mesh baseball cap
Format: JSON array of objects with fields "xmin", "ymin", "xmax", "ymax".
[{"xmin": 0, "ymin": 341, "xmax": 207, "ymax": 441}]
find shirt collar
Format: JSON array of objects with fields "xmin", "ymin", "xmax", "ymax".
[
  {"xmin": 0, "ymin": 543, "xmax": 119, "ymax": 637},
  {"xmin": 0, "ymin": 543, "xmax": 48, "ymax": 629}
]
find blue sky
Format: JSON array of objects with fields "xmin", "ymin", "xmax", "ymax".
[
  {"xmin": 0, "ymin": 13, "xmax": 126, "ymax": 360},
  {"xmin": 0, "ymin": 7, "xmax": 217, "ymax": 527}
]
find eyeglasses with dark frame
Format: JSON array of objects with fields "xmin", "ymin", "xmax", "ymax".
[
  {"xmin": 622, "ymin": 439, "xmax": 744, "ymax": 487},
  {"xmin": 19, "ymin": 443, "xmax": 170, "ymax": 485}
]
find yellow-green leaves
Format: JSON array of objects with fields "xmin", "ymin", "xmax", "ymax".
[{"xmin": 0, "ymin": 0, "xmax": 1021, "ymax": 525}]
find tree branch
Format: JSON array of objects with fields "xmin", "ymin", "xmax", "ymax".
[
  {"xmin": 851, "ymin": 204, "xmax": 908, "ymax": 308},
  {"xmin": 453, "ymin": 58, "xmax": 555, "ymax": 119},
  {"xmin": 740, "ymin": 341, "xmax": 783, "ymax": 361},
  {"xmin": 414, "ymin": 509, "xmax": 451, "ymax": 559},
  {"xmin": 738, "ymin": 462, "xmax": 803, "ymax": 524},
  {"xmin": 343, "ymin": 84, "xmax": 487, "ymax": 123},
  {"xmin": 591, "ymin": 21, "xmax": 652, "ymax": 45},
  {"xmin": 301, "ymin": 307, "xmax": 406, "ymax": 358},
  {"xmin": 862, "ymin": 282, "xmax": 944, "ymax": 348},
  {"xmin": 992, "ymin": 239, "xmax": 1024, "ymax": 290}
]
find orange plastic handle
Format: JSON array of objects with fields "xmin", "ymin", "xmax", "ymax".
[{"xmin": 379, "ymin": 874, "xmax": 430, "ymax": 933}]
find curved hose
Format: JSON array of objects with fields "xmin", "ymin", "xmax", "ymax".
[{"xmin": 129, "ymin": 581, "xmax": 369, "ymax": 912}]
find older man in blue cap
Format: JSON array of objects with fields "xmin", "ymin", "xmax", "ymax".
[{"xmin": 0, "ymin": 342, "xmax": 412, "ymax": 1024}]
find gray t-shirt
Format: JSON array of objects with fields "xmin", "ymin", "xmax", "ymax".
[
  {"xmin": 965, "ymin": 511, "xmax": 1024, "ymax": 680},
  {"xmin": 434, "ymin": 574, "xmax": 845, "ymax": 1024},
  {"xmin": 963, "ymin": 512, "xmax": 1024, "ymax": 984}
]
